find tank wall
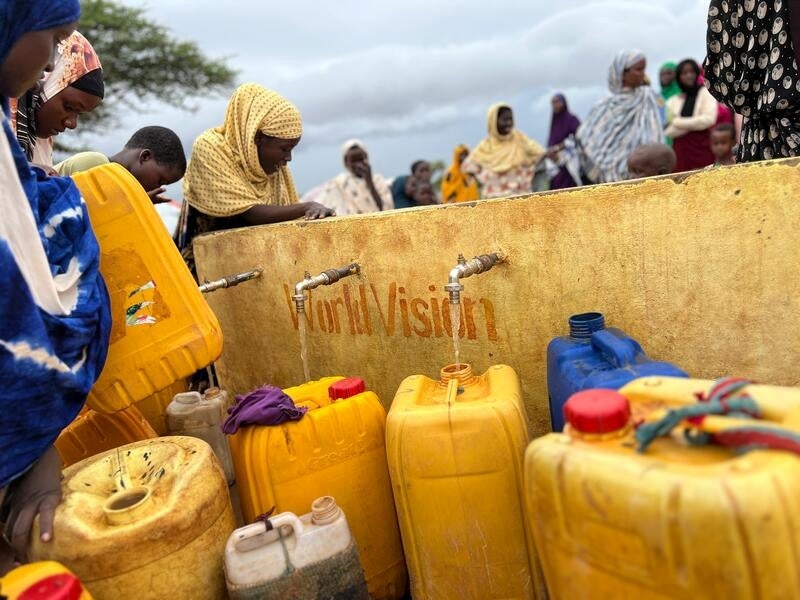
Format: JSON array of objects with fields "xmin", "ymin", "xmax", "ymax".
[{"xmin": 195, "ymin": 161, "xmax": 800, "ymax": 437}]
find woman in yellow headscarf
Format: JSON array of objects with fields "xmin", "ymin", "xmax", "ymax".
[
  {"xmin": 462, "ymin": 103, "xmax": 545, "ymax": 199},
  {"xmin": 441, "ymin": 144, "xmax": 479, "ymax": 203},
  {"xmin": 178, "ymin": 83, "xmax": 334, "ymax": 274}
]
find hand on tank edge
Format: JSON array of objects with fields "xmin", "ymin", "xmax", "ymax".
[
  {"xmin": 303, "ymin": 202, "xmax": 336, "ymax": 220},
  {"xmin": 4, "ymin": 446, "xmax": 62, "ymax": 563}
]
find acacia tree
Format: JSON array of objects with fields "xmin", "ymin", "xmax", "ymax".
[{"xmin": 77, "ymin": 0, "xmax": 237, "ymax": 132}]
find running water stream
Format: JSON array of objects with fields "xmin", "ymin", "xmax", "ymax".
[
  {"xmin": 450, "ymin": 303, "xmax": 461, "ymax": 368},
  {"xmin": 298, "ymin": 317, "xmax": 311, "ymax": 382}
]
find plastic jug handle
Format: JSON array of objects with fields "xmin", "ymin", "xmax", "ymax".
[
  {"xmin": 591, "ymin": 329, "xmax": 637, "ymax": 368},
  {"xmin": 233, "ymin": 513, "xmax": 304, "ymax": 553},
  {"xmin": 267, "ymin": 512, "xmax": 305, "ymax": 537}
]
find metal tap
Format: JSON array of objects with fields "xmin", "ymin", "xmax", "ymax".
[
  {"xmin": 444, "ymin": 252, "xmax": 505, "ymax": 305},
  {"xmin": 293, "ymin": 262, "xmax": 361, "ymax": 314},
  {"xmin": 199, "ymin": 268, "xmax": 263, "ymax": 294}
]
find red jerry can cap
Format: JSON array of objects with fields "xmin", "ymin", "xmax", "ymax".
[
  {"xmin": 564, "ymin": 389, "xmax": 631, "ymax": 434},
  {"xmin": 20, "ymin": 573, "xmax": 85, "ymax": 600},
  {"xmin": 328, "ymin": 377, "xmax": 366, "ymax": 400}
]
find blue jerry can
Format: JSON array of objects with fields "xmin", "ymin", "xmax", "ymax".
[{"xmin": 547, "ymin": 312, "xmax": 687, "ymax": 431}]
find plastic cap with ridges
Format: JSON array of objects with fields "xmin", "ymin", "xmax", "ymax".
[
  {"xmin": 19, "ymin": 573, "xmax": 85, "ymax": 600},
  {"xmin": 328, "ymin": 377, "xmax": 366, "ymax": 400},
  {"xmin": 564, "ymin": 389, "xmax": 631, "ymax": 434}
]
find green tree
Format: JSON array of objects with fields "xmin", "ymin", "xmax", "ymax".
[{"xmin": 77, "ymin": 0, "xmax": 237, "ymax": 132}]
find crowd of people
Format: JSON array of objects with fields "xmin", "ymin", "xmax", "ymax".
[
  {"xmin": 3, "ymin": 0, "xmax": 800, "ymax": 575},
  {"xmin": 0, "ymin": 31, "xmax": 749, "ymax": 255}
]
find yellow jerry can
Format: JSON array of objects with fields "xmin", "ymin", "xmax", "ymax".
[
  {"xmin": 54, "ymin": 404, "xmax": 157, "ymax": 467},
  {"xmin": 31, "ymin": 437, "xmax": 236, "ymax": 600},
  {"xmin": 229, "ymin": 377, "xmax": 407, "ymax": 599},
  {"xmin": 386, "ymin": 364, "xmax": 539, "ymax": 600},
  {"xmin": 525, "ymin": 376, "xmax": 800, "ymax": 599},
  {"xmin": 72, "ymin": 164, "xmax": 223, "ymax": 413}
]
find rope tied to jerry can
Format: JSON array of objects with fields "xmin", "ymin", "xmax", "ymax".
[{"xmin": 635, "ymin": 377, "xmax": 769, "ymax": 452}]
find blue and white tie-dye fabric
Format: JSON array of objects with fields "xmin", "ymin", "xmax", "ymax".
[
  {"xmin": 0, "ymin": 0, "xmax": 81, "ymax": 59},
  {"xmin": 0, "ymin": 107, "xmax": 110, "ymax": 487},
  {"xmin": 577, "ymin": 50, "xmax": 665, "ymax": 183}
]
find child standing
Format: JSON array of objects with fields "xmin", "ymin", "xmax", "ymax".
[
  {"xmin": 626, "ymin": 144, "xmax": 677, "ymax": 179},
  {"xmin": 710, "ymin": 123, "xmax": 737, "ymax": 166}
]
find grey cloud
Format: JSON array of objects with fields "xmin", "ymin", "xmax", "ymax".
[{"xmin": 241, "ymin": 1, "xmax": 708, "ymax": 141}]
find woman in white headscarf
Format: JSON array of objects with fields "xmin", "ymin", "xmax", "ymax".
[
  {"xmin": 577, "ymin": 50, "xmax": 664, "ymax": 183},
  {"xmin": 307, "ymin": 139, "xmax": 393, "ymax": 215}
]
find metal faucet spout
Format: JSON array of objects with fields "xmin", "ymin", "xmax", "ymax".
[
  {"xmin": 293, "ymin": 262, "xmax": 361, "ymax": 313},
  {"xmin": 199, "ymin": 267, "xmax": 263, "ymax": 294},
  {"xmin": 444, "ymin": 252, "xmax": 505, "ymax": 305}
]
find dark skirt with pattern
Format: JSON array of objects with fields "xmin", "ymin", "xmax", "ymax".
[{"xmin": 673, "ymin": 129, "xmax": 715, "ymax": 172}]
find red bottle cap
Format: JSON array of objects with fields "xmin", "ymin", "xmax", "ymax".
[
  {"xmin": 20, "ymin": 574, "xmax": 85, "ymax": 600},
  {"xmin": 328, "ymin": 377, "xmax": 366, "ymax": 400},
  {"xmin": 564, "ymin": 389, "xmax": 631, "ymax": 434}
]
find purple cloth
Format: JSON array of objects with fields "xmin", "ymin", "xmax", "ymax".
[
  {"xmin": 550, "ymin": 169, "xmax": 577, "ymax": 190},
  {"xmin": 547, "ymin": 93, "xmax": 581, "ymax": 147},
  {"xmin": 223, "ymin": 385, "xmax": 307, "ymax": 434}
]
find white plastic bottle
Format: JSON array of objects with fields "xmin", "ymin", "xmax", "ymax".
[
  {"xmin": 166, "ymin": 390, "xmax": 235, "ymax": 484},
  {"xmin": 224, "ymin": 496, "xmax": 369, "ymax": 599}
]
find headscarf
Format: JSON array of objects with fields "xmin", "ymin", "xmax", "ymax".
[
  {"xmin": 12, "ymin": 30, "xmax": 103, "ymax": 164},
  {"xmin": 0, "ymin": 0, "xmax": 111, "ymax": 488},
  {"xmin": 577, "ymin": 50, "xmax": 664, "ymax": 183},
  {"xmin": 608, "ymin": 50, "xmax": 646, "ymax": 93},
  {"xmin": 441, "ymin": 144, "xmax": 479, "ymax": 203},
  {"xmin": 183, "ymin": 83, "xmax": 301, "ymax": 218},
  {"xmin": 675, "ymin": 59, "xmax": 702, "ymax": 117},
  {"xmin": 468, "ymin": 103, "xmax": 544, "ymax": 174},
  {"xmin": 548, "ymin": 93, "xmax": 581, "ymax": 147},
  {"xmin": 42, "ymin": 31, "xmax": 103, "ymax": 100},
  {"xmin": 341, "ymin": 138, "xmax": 366, "ymax": 166},
  {"xmin": 660, "ymin": 62, "xmax": 682, "ymax": 101},
  {"xmin": 704, "ymin": 0, "xmax": 800, "ymax": 162},
  {"xmin": 0, "ymin": 0, "xmax": 80, "ymax": 60}
]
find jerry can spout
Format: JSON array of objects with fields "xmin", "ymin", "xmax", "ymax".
[
  {"xmin": 440, "ymin": 363, "xmax": 475, "ymax": 387},
  {"xmin": 568, "ymin": 312, "xmax": 606, "ymax": 338}
]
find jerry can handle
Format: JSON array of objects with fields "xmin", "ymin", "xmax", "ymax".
[
  {"xmin": 591, "ymin": 329, "xmax": 637, "ymax": 368},
  {"xmin": 267, "ymin": 511, "xmax": 305, "ymax": 537},
  {"xmin": 233, "ymin": 512, "xmax": 304, "ymax": 553},
  {"xmin": 296, "ymin": 398, "xmax": 327, "ymax": 411}
]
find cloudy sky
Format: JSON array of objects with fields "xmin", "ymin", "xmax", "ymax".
[{"xmin": 75, "ymin": 0, "xmax": 710, "ymax": 202}]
